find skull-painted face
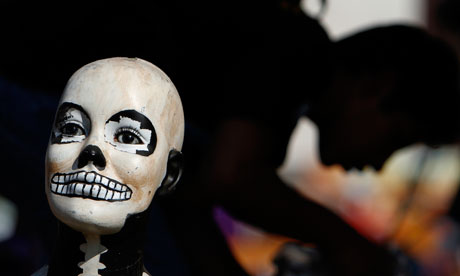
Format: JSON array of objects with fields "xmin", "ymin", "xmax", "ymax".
[{"xmin": 45, "ymin": 57, "xmax": 184, "ymax": 234}]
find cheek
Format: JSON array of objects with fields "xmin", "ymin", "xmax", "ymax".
[
  {"xmin": 46, "ymin": 143, "xmax": 82, "ymax": 174},
  {"xmin": 108, "ymin": 151, "xmax": 167, "ymax": 202}
]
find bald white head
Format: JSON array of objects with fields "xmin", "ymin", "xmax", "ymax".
[{"xmin": 46, "ymin": 57, "xmax": 184, "ymax": 234}]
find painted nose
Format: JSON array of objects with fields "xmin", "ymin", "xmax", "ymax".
[{"xmin": 77, "ymin": 145, "xmax": 106, "ymax": 170}]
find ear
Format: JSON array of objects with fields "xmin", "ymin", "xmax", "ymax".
[{"xmin": 157, "ymin": 149, "xmax": 184, "ymax": 196}]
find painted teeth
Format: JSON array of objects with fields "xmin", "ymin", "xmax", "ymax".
[
  {"xmin": 86, "ymin": 173, "xmax": 95, "ymax": 183},
  {"xmin": 52, "ymin": 171, "xmax": 127, "ymax": 192},
  {"xmin": 50, "ymin": 171, "xmax": 132, "ymax": 201},
  {"xmin": 113, "ymin": 192, "xmax": 120, "ymax": 200},
  {"xmin": 99, "ymin": 187, "xmax": 107, "ymax": 199},
  {"xmin": 75, "ymin": 183, "xmax": 83, "ymax": 195},
  {"xmin": 50, "ymin": 182, "xmax": 132, "ymax": 201},
  {"xmin": 83, "ymin": 185, "xmax": 91, "ymax": 195}
]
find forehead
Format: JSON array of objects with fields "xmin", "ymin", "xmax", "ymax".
[{"xmin": 60, "ymin": 59, "xmax": 172, "ymax": 123}]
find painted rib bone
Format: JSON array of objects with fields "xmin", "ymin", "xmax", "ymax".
[{"xmin": 50, "ymin": 171, "xmax": 132, "ymax": 201}]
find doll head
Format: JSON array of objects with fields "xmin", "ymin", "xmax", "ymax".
[{"xmin": 45, "ymin": 57, "xmax": 184, "ymax": 234}]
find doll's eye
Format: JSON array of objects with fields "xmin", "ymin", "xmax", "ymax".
[
  {"xmin": 114, "ymin": 128, "xmax": 143, "ymax": 144},
  {"xmin": 104, "ymin": 110, "xmax": 155, "ymax": 155},
  {"xmin": 51, "ymin": 103, "xmax": 90, "ymax": 144},
  {"xmin": 61, "ymin": 123, "xmax": 85, "ymax": 137}
]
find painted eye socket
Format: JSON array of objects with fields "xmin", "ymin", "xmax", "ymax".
[
  {"xmin": 104, "ymin": 110, "xmax": 155, "ymax": 156},
  {"xmin": 51, "ymin": 103, "xmax": 91, "ymax": 144},
  {"xmin": 60, "ymin": 123, "xmax": 85, "ymax": 137},
  {"xmin": 114, "ymin": 128, "xmax": 143, "ymax": 145}
]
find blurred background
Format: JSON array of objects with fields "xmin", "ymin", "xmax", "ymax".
[
  {"xmin": 1, "ymin": 0, "xmax": 460, "ymax": 275},
  {"xmin": 213, "ymin": 1, "xmax": 460, "ymax": 276}
]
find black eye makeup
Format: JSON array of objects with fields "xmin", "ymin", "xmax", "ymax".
[
  {"xmin": 51, "ymin": 103, "xmax": 91, "ymax": 144},
  {"xmin": 104, "ymin": 110, "xmax": 157, "ymax": 156}
]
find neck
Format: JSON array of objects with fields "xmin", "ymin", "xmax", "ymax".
[{"xmin": 48, "ymin": 209, "xmax": 150, "ymax": 276}]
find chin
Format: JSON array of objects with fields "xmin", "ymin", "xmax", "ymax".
[{"xmin": 47, "ymin": 193, "xmax": 145, "ymax": 235}]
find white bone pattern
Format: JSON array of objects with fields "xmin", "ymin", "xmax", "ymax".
[
  {"xmin": 78, "ymin": 235, "xmax": 107, "ymax": 276},
  {"xmin": 50, "ymin": 171, "xmax": 132, "ymax": 201}
]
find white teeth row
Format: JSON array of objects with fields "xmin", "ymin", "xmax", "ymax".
[
  {"xmin": 52, "ymin": 171, "xmax": 128, "ymax": 192},
  {"xmin": 50, "ymin": 183, "xmax": 132, "ymax": 201}
]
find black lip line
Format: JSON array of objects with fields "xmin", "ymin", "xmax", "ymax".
[{"xmin": 50, "ymin": 170, "xmax": 132, "ymax": 201}]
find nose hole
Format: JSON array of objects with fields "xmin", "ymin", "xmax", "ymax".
[{"xmin": 77, "ymin": 145, "xmax": 106, "ymax": 170}]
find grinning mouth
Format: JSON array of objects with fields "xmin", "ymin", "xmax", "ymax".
[{"xmin": 50, "ymin": 171, "xmax": 132, "ymax": 201}]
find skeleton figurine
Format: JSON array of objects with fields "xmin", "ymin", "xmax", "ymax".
[{"xmin": 34, "ymin": 57, "xmax": 184, "ymax": 276}]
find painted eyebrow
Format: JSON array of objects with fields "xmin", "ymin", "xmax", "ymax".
[
  {"xmin": 105, "ymin": 110, "xmax": 155, "ymax": 131},
  {"xmin": 55, "ymin": 102, "xmax": 90, "ymax": 123}
]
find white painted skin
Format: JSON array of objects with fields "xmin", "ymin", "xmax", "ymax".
[{"xmin": 45, "ymin": 57, "xmax": 184, "ymax": 235}]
